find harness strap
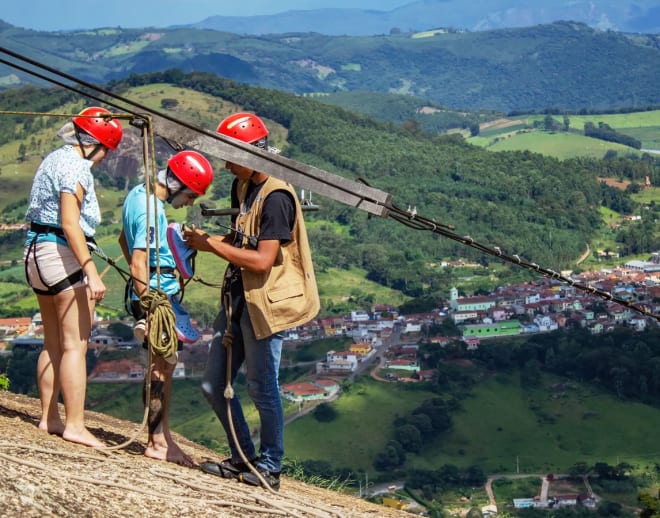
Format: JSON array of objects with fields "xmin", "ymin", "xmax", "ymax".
[
  {"xmin": 30, "ymin": 269, "xmax": 85, "ymax": 296},
  {"xmin": 151, "ymin": 266, "xmax": 175, "ymax": 275},
  {"xmin": 29, "ymin": 222, "xmax": 97, "ymax": 245}
]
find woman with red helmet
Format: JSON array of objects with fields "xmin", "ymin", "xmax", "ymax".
[
  {"xmin": 24, "ymin": 106, "xmax": 123, "ymax": 448},
  {"xmin": 119, "ymin": 149, "xmax": 213, "ymax": 466}
]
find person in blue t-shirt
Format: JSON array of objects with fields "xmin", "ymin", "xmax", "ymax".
[{"xmin": 119, "ymin": 150, "xmax": 213, "ymax": 466}]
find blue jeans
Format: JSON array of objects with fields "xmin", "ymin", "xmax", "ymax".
[{"xmin": 201, "ymin": 295, "xmax": 284, "ymax": 473}]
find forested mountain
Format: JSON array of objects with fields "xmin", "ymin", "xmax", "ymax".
[
  {"xmin": 316, "ymin": 91, "xmax": 500, "ymax": 135},
  {"xmin": 2, "ymin": 21, "xmax": 660, "ymax": 112},
  {"xmin": 190, "ymin": 0, "xmax": 660, "ymax": 36},
  {"xmin": 2, "ymin": 71, "xmax": 656, "ymax": 311}
]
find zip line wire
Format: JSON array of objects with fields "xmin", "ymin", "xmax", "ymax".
[{"xmin": 1, "ymin": 45, "xmax": 658, "ymax": 321}]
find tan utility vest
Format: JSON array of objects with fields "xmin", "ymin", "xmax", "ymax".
[{"xmin": 232, "ymin": 176, "xmax": 320, "ymax": 339}]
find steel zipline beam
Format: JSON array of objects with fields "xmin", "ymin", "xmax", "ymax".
[{"xmin": 146, "ymin": 112, "xmax": 392, "ymax": 217}]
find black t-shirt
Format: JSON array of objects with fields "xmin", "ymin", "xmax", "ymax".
[
  {"xmin": 231, "ymin": 179, "xmax": 295, "ymax": 243},
  {"xmin": 226, "ymin": 179, "xmax": 296, "ymax": 298}
]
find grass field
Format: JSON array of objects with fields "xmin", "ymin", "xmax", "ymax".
[
  {"xmin": 470, "ymin": 109, "xmax": 660, "ymax": 159},
  {"xmin": 316, "ymin": 265, "xmax": 410, "ymax": 306},
  {"xmin": 420, "ymin": 372, "xmax": 660, "ymax": 475},
  {"xmin": 513, "ymin": 109, "xmax": 660, "ymax": 131},
  {"xmin": 469, "ymin": 131, "xmax": 643, "ymax": 160},
  {"xmin": 291, "ymin": 369, "xmax": 660, "ymax": 476},
  {"xmin": 492, "ymin": 477, "xmax": 546, "ymax": 504},
  {"xmin": 284, "ymin": 378, "xmax": 437, "ymax": 473}
]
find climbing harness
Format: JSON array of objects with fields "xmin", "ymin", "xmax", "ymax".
[{"xmin": 24, "ymin": 223, "xmax": 97, "ymax": 296}]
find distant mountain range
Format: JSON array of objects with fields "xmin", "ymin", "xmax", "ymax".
[
  {"xmin": 188, "ymin": 0, "xmax": 660, "ymax": 35},
  {"xmin": 2, "ymin": 20, "xmax": 660, "ymax": 112}
]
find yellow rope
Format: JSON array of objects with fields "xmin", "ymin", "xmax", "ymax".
[{"xmin": 139, "ymin": 290, "xmax": 178, "ymax": 361}]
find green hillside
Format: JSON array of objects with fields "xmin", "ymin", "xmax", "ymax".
[{"xmin": 284, "ymin": 373, "xmax": 660, "ymax": 475}]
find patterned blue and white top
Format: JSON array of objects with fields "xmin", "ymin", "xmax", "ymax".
[{"xmin": 25, "ymin": 145, "xmax": 101, "ymax": 245}]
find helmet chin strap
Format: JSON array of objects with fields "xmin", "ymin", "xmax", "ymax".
[
  {"xmin": 166, "ymin": 186, "xmax": 179, "ymax": 204},
  {"xmin": 74, "ymin": 128, "xmax": 104, "ymax": 161},
  {"xmin": 83, "ymin": 144, "xmax": 105, "ymax": 161},
  {"xmin": 165, "ymin": 168, "xmax": 185, "ymax": 204}
]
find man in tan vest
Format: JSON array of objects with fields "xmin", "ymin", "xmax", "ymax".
[{"xmin": 183, "ymin": 112, "xmax": 319, "ymax": 490}]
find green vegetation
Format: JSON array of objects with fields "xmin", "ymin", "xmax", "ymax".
[
  {"xmin": 430, "ymin": 373, "xmax": 660, "ymax": 473},
  {"xmin": 85, "ymin": 345, "xmax": 660, "ymax": 480},
  {"xmin": 316, "ymin": 266, "xmax": 410, "ymax": 311},
  {"xmin": 318, "ymin": 90, "xmax": 496, "ymax": 135},
  {"xmin": 492, "ymin": 477, "xmax": 544, "ymax": 504}
]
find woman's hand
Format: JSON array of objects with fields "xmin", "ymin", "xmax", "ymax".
[{"xmin": 87, "ymin": 272, "xmax": 106, "ymax": 301}]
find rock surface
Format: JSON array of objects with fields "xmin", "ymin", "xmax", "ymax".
[{"xmin": 0, "ymin": 391, "xmax": 409, "ymax": 517}]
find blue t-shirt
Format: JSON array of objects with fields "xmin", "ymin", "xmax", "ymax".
[
  {"xmin": 25, "ymin": 145, "xmax": 101, "ymax": 246},
  {"xmin": 122, "ymin": 184, "xmax": 179, "ymax": 296}
]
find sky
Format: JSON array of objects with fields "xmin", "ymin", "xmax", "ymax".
[{"xmin": 2, "ymin": 1, "xmax": 410, "ymax": 31}]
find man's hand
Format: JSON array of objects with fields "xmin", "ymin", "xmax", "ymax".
[{"xmin": 182, "ymin": 224, "xmax": 212, "ymax": 252}]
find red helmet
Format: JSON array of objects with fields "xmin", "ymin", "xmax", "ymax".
[
  {"xmin": 217, "ymin": 112, "xmax": 268, "ymax": 144},
  {"xmin": 72, "ymin": 107, "xmax": 123, "ymax": 150},
  {"xmin": 167, "ymin": 150, "xmax": 214, "ymax": 195}
]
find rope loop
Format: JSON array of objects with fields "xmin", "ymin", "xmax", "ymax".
[{"xmin": 139, "ymin": 290, "xmax": 178, "ymax": 360}]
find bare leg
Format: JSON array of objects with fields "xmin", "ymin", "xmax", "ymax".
[
  {"xmin": 36, "ymin": 294, "xmax": 64, "ymax": 435},
  {"xmin": 144, "ymin": 355, "xmax": 193, "ymax": 467},
  {"xmin": 55, "ymin": 286, "xmax": 104, "ymax": 448}
]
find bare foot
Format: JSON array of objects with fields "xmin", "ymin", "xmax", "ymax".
[
  {"xmin": 38, "ymin": 420, "xmax": 65, "ymax": 436},
  {"xmin": 62, "ymin": 426, "xmax": 105, "ymax": 448},
  {"xmin": 167, "ymin": 441, "xmax": 195, "ymax": 467},
  {"xmin": 145, "ymin": 439, "xmax": 195, "ymax": 467}
]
